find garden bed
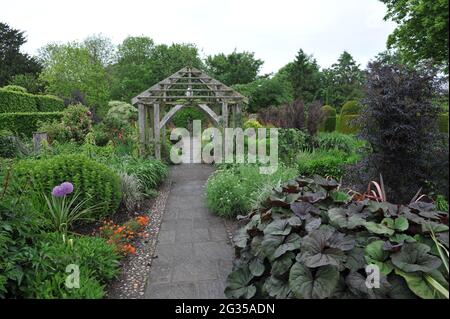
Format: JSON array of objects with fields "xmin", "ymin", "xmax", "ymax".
[{"xmin": 106, "ymin": 177, "xmax": 172, "ymax": 299}]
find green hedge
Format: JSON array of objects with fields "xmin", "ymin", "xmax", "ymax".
[
  {"xmin": 319, "ymin": 105, "xmax": 337, "ymax": 132},
  {"xmin": 35, "ymin": 95, "xmax": 65, "ymax": 112},
  {"xmin": 439, "ymin": 113, "xmax": 449, "ymax": 133},
  {"xmin": 340, "ymin": 100, "xmax": 361, "ymax": 116},
  {"xmin": 0, "ymin": 88, "xmax": 38, "ymax": 113},
  {"xmin": 338, "ymin": 114, "xmax": 360, "ymax": 134},
  {"xmin": 0, "ymin": 112, "xmax": 63, "ymax": 137},
  {"xmin": 0, "ymin": 89, "xmax": 65, "ymax": 113}
]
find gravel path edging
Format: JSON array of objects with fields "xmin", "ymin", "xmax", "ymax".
[{"xmin": 106, "ymin": 176, "xmax": 172, "ymax": 299}]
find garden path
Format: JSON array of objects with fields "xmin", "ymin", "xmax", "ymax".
[{"xmin": 144, "ymin": 151, "xmax": 233, "ymax": 298}]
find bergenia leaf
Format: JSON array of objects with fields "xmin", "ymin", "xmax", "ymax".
[
  {"xmin": 271, "ymin": 252, "xmax": 295, "ymax": 276},
  {"xmin": 263, "ymin": 219, "xmax": 292, "ymax": 236},
  {"xmin": 263, "ymin": 275, "xmax": 291, "ymax": 299},
  {"xmin": 364, "ymin": 240, "xmax": 394, "ymax": 275},
  {"xmin": 391, "ymin": 243, "xmax": 442, "ymax": 273},
  {"xmin": 224, "ymin": 265, "xmax": 256, "ymax": 299},
  {"xmin": 249, "ymin": 258, "xmax": 265, "ymax": 277},
  {"xmin": 273, "ymin": 233, "xmax": 301, "ymax": 259},
  {"xmin": 289, "ymin": 263, "xmax": 339, "ymax": 299}
]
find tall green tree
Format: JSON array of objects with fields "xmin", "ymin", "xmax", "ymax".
[
  {"xmin": 109, "ymin": 37, "xmax": 203, "ymax": 102},
  {"xmin": 39, "ymin": 42, "xmax": 110, "ymax": 115},
  {"xmin": 0, "ymin": 22, "xmax": 41, "ymax": 86},
  {"xmin": 205, "ymin": 50, "xmax": 263, "ymax": 86},
  {"xmin": 288, "ymin": 49, "xmax": 321, "ymax": 103},
  {"xmin": 381, "ymin": 0, "xmax": 449, "ymax": 73},
  {"xmin": 320, "ymin": 51, "xmax": 364, "ymax": 110},
  {"xmin": 83, "ymin": 34, "xmax": 116, "ymax": 67},
  {"xmin": 109, "ymin": 36, "xmax": 156, "ymax": 102}
]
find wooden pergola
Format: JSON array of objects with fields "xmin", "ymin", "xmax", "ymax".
[{"xmin": 131, "ymin": 66, "xmax": 248, "ymax": 160}]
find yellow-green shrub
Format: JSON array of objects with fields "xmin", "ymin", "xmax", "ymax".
[
  {"xmin": 340, "ymin": 100, "xmax": 361, "ymax": 116},
  {"xmin": 12, "ymin": 154, "xmax": 121, "ymax": 219},
  {"xmin": 319, "ymin": 105, "xmax": 336, "ymax": 132},
  {"xmin": 0, "ymin": 88, "xmax": 38, "ymax": 113},
  {"xmin": 338, "ymin": 115, "xmax": 360, "ymax": 134},
  {"xmin": 439, "ymin": 113, "xmax": 449, "ymax": 133}
]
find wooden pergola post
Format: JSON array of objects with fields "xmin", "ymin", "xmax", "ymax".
[
  {"xmin": 138, "ymin": 103, "xmax": 147, "ymax": 156},
  {"xmin": 154, "ymin": 103, "xmax": 161, "ymax": 160}
]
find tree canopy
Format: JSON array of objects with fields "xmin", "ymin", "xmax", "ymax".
[
  {"xmin": 205, "ymin": 50, "xmax": 263, "ymax": 86},
  {"xmin": 381, "ymin": 0, "xmax": 449, "ymax": 73},
  {"xmin": 288, "ymin": 49, "xmax": 321, "ymax": 103},
  {"xmin": 0, "ymin": 22, "xmax": 41, "ymax": 86}
]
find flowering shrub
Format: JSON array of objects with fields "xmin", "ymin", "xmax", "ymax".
[{"xmin": 96, "ymin": 215, "xmax": 150, "ymax": 255}]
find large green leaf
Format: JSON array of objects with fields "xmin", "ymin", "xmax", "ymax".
[
  {"xmin": 345, "ymin": 247, "xmax": 366, "ymax": 272},
  {"xmin": 391, "ymin": 243, "xmax": 442, "ymax": 273},
  {"xmin": 345, "ymin": 271, "xmax": 391, "ymax": 298},
  {"xmin": 224, "ymin": 265, "xmax": 256, "ymax": 299},
  {"xmin": 261, "ymin": 234, "xmax": 284, "ymax": 260},
  {"xmin": 271, "ymin": 252, "xmax": 295, "ymax": 276},
  {"xmin": 364, "ymin": 240, "xmax": 394, "ymax": 275},
  {"xmin": 273, "ymin": 233, "xmax": 301, "ymax": 259},
  {"xmin": 249, "ymin": 258, "xmax": 265, "ymax": 277},
  {"xmin": 263, "ymin": 219, "xmax": 292, "ymax": 236},
  {"xmin": 381, "ymin": 217, "xmax": 409, "ymax": 231},
  {"xmin": 298, "ymin": 229, "xmax": 347, "ymax": 268},
  {"xmin": 263, "ymin": 275, "xmax": 291, "ymax": 298},
  {"xmin": 234, "ymin": 228, "xmax": 250, "ymax": 249},
  {"xmin": 364, "ymin": 222, "xmax": 395, "ymax": 236},
  {"xmin": 328, "ymin": 207, "xmax": 366, "ymax": 230},
  {"xmin": 289, "ymin": 263, "xmax": 339, "ymax": 299},
  {"xmin": 290, "ymin": 202, "xmax": 319, "ymax": 219},
  {"xmin": 394, "ymin": 269, "xmax": 440, "ymax": 299}
]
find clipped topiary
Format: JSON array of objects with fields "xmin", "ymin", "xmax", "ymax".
[
  {"xmin": 243, "ymin": 118, "xmax": 263, "ymax": 130},
  {"xmin": 2, "ymin": 85, "xmax": 27, "ymax": 93},
  {"xmin": 341, "ymin": 100, "xmax": 361, "ymax": 116},
  {"xmin": 12, "ymin": 154, "xmax": 122, "ymax": 219},
  {"xmin": 225, "ymin": 175, "xmax": 449, "ymax": 299},
  {"xmin": 320, "ymin": 105, "xmax": 337, "ymax": 132}
]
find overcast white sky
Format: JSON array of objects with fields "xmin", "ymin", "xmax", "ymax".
[{"xmin": 2, "ymin": 0, "xmax": 396, "ymax": 74}]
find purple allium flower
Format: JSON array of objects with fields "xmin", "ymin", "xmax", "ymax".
[
  {"xmin": 51, "ymin": 182, "xmax": 74, "ymax": 197},
  {"xmin": 60, "ymin": 182, "xmax": 74, "ymax": 195},
  {"xmin": 51, "ymin": 185, "xmax": 66, "ymax": 197}
]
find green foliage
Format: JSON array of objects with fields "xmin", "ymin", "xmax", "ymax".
[
  {"xmin": 39, "ymin": 42, "xmax": 110, "ymax": 114},
  {"xmin": 0, "ymin": 22, "xmax": 41, "ymax": 86},
  {"xmin": 439, "ymin": 113, "xmax": 449, "ymax": 133},
  {"xmin": 205, "ymin": 50, "xmax": 263, "ymax": 86},
  {"xmin": 320, "ymin": 52, "xmax": 364, "ymax": 109},
  {"xmin": 233, "ymin": 76, "xmax": 293, "ymax": 112},
  {"xmin": 0, "ymin": 112, "xmax": 63, "ymax": 136},
  {"xmin": 314, "ymin": 132, "xmax": 363, "ymax": 154},
  {"xmin": 105, "ymin": 101, "xmax": 138, "ymax": 127},
  {"xmin": 35, "ymin": 94, "xmax": 65, "ymax": 112},
  {"xmin": 12, "ymin": 154, "xmax": 122, "ymax": 219},
  {"xmin": 0, "ymin": 88, "xmax": 38, "ymax": 113},
  {"xmin": 225, "ymin": 175, "xmax": 449, "ymax": 299},
  {"xmin": 341, "ymin": 100, "xmax": 361, "ymax": 116},
  {"xmin": 171, "ymin": 106, "xmax": 207, "ymax": 129},
  {"xmin": 2, "ymin": 85, "xmax": 27, "ymax": 93},
  {"xmin": 8, "ymin": 73, "xmax": 44, "ymax": 94},
  {"xmin": 381, "ymin": 0, "xmax": 449, "ymax": 73},
  {"xmin": 288, "ymin": 50, "xmax": 321, "ymax": 103},
  {"xmin": 319, "ymin": 105, "xmax": 337, "ymax": 132},
  {"xmin": 0, "ymin": 130, "xmax": 19, "ymax": 158},
  {"xmin": 205, "ymin": 165, "xmax": 298, "ymax": 218},
  {"xmin": 43, "ymin": 104, "xmax": 92, "ymax": 144},
  {"xmin": 296, "ymin": 149, "xmax": 360, "ymax": 179},
  {"xmin": 118, "ymin": 172, "xmax": 146, "ymax": 212},
  {"xmin": 338, "ymin": 115, "xmax": 360, "ymax": 134},
  {"xmin": 278, "ymin": 128, "xmax": 310, "ymax": 163},
  {"xmin": 110, "ymin": 37, "xmax": 203, "ymax": 101},
  {"xmin": 23, "ymin": 232, "xmax": 119, "ymax": 298},
  {"xmin": 243, "ymin": 118, "xmax": 263, "ymax": 130},
  {"xmin": 0, "ymin": 194, "xmax": 46, "ymax": 298},
  {"xmin": 107, "ymin": 156, "xmax": 168, "ymax": 194}
]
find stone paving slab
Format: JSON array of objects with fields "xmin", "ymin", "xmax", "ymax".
[{"xmin": 145, "ymin": 164, "xmax": 233, "ymax": 299}]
